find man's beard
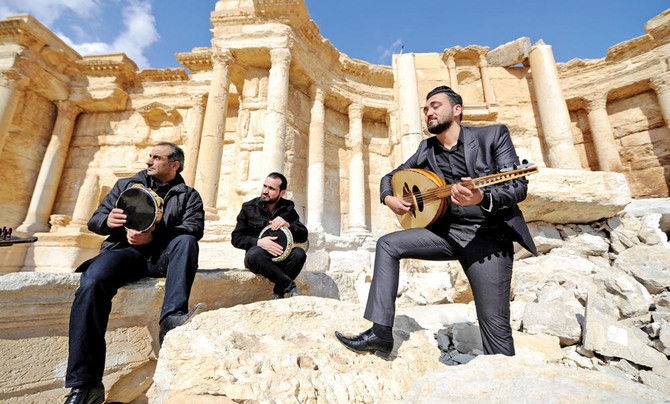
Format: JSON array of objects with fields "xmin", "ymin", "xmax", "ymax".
[
  {"xmin": 427, "ymin": 117, "xmax": 453, "ymax": 134},
  {"xmin": 261, "ymin": 194, "xmax": 280, "ymax": 204}
]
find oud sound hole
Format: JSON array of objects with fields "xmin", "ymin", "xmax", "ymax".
[{"xmin": 412, "ymin": 184, "xmax": 424, "ymax": 212}]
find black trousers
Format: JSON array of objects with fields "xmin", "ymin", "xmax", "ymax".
[
  {"xmin": 65, "ymin": 235, "xmax": 199, "ymax": 388},
  {"xmin": 363, "ymin": 227, "xmax": 515, "ymax": 356},
  {"xmin": 244, "ymin": 246, "xmax": 306, "ymax": 294}
]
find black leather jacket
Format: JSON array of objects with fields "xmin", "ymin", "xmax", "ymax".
[{"xmin": 231, "ymin": 197, "xmax": 308, "ymax": 251}]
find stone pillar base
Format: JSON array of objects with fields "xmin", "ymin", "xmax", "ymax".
[
  {"xmin": 21, "ymin": 229, "xmax": 104, "ymax": 273},
  {"xmin": 204, "ymin": 206, "xmax": 220, "ymax": 221},
  {"xmin": 0, "ymin": 243, "xmax": 31, "ymax": 274}
]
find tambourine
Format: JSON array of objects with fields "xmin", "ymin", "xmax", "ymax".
[
  {"xmin": 115, "ymin": 184, "xmax": 164, "ymax": 232},
  {"xmin": 258, "ymin": 224, "xmax": 309, "ymax": 262}
]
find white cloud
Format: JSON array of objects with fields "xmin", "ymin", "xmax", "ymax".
[
  {"xmin": 2, "ymin": 0, "xmax": 159, "ymax": 69},
  {"xmin": 377, "ymin": 38, "xmax": 403, "ymax": 65},
  {"xmin": 0, "ymin": 0, "xmax": 100, "ymax": 26}
]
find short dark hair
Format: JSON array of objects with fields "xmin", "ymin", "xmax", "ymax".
[
  {"xmin": 426, "ymin": 85, "xmax": 464, "ymax": 121},
  {"xmin": 267, "ymin": 172, "xmax": 287, "ymax": 191},
  {"xmin": 158, "ymin": 141, "xmax": 184, "ymax": 174}
]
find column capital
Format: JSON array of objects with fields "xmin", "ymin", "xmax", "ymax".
[
  {"xmin": 55, "ymin": 100, "xmax": 83, "ymax": 118},
  {"xmin": 310, "ymin": 83, "xmax": 325, "ymax": 102},
  {"xmin": 191, "ymin": 93, "xmax": 207, "ymax": 113},
  {"xmin": 348, "ymin": 101, "xmax": 364, "ymax": 120},
  {"xmin": 269, "ymin": 47, "xmax": 291, "ymax": 66},
  {"xmin": 650, "ymin": 76, "xmax": 670, "ymax": 95},
  {"xmin": 584, "ymin": 93, "xmax": 608, "ymax": 111},
  {"xmin": 211, "ymin": 49, "xmax": 235, "ymax": 67}
]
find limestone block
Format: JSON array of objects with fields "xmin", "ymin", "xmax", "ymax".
[
  {"xmin": 557, "ymin": 232, "xmax": 610, "ymax": 258},
  {"xmin": 527, "ymin": 221, "xmax": 563, "ymax": 254},
  {"xmin": 451, "ymin": 323, "xmax": 483, "ymax": 354},
  {"xmin": 624, "ymin": 198, "xmax": 670, "ymax": 232},
  {"xmin": 520, "ymin": 168, "xmax": 632, "ymax": 224},
  {"xmin": 21, "ymin": 230, "xmax": 104, "ymax": 273},
  {"xmin": 613, "ymin": 245, "xmax": 670, "ymax": 295},
  {"xmin": 397, "ymin": 304, "xmax": 476, "ymax": 335},
  {"xmin": 522, "ymin": 301, "xmax": 583, "ymax": 345},
  {"xmin": 512, "ymin": 332, "xmax": 563, "ymax": 362},
  {"xmin": 582, "ymin": 293, "xmax": 668, "ymax": 369},
  {"xmin": 148, "ymin": 297, "xmax": 446, "ymax": 404},
  {"xmin": 402, "ymin": 354, "xmax": 667, "ymax": 403},
  {"xmin": 486, "ymin": 37, "xmax": 531, "ymax": 67},
  {"xmin": 595, "ymin": 270, "xmax": 652, "ymax": 318}
]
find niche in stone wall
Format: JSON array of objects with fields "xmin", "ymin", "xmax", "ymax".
[
  {"xmin": 455, "ymin": 57, "xmax": 484, "ymax": 105},
  {"xmin": 566, "ymin": 100, "xmax": 599, "ymax": 171}
]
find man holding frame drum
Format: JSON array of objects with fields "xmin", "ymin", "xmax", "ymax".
[
  {"xmin": 232, "ymin": 172, "xmax": 308, "ymax": 300},
  {"xmin": 64, "ymin": 142, "xmax": 204, "ymax": 404}
]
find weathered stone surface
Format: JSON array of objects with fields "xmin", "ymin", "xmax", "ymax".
[
  {"xmin": 520, "ymin": 168, "xmax": 632, "ymax": 224},
  {"xmin": 582, "ymin": 293, "xmax": 668, "ymax": 369},
  {"xmin": 402, "ymin": 354, "xmax": 667, "ymax": 403},
  {"xmin": 624, "ymin": 197, "xmax": 670, "ymax": 232},
  {"xmin": 595, "ymin": 270, "xmax": 652, "ymax": 318},
  {"xmin": 486, "ymin": 37, "xmax": 531, "ymax": 67},
  {"xmin": 613, "ymin": 245, "xmax": 670, "ymax": 294},
  {"xmin": 522, "ymin": 301, "xmax": 583, "ymax": 345},
  {"xmin": 148, "ymin": 297, "xmax": 446, "ymax": 404}
]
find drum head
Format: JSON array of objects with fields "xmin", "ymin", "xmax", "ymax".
[
  {"xmin": 116, "ymin": 187, "xmax": 157, "ymax": 232},
  {"xmin": 259, "ymin": 225, "xmax": 293, "ymax": 262}
]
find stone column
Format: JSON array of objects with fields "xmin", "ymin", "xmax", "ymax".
[
  {"xmin": 479, "ymin": 54, "xmax": 495, "ymax": 104},
  {"xmin": 262, "ymin": 47, "xmax": 292, "ymax": 175},
  {"xmin": 182, "ymin": 94, "xmax": 206, "ymax": 186},
  {"xmin": 395, "ymin": 53, "xmax": 424, "ymax": 161},
  {"xmin": 585, "ymin": 94, "xmax": 622, "ymax": 172},
  {"xmin": 0, "ymin": 74, "xmax": 24, "ymax": 156},
  {"xmin": 17, "ymin": 101, "xmax": 82, "ymax": 233},
  {"xmin": 528, "ymin": 43, "xmax": 582, "ymax": 169},
  {"xmin": 444, "ymin": 52, "xmax": 460, "ymax": 93},
  {"xmin": 307, "ymin": 84, "xmax": 326, "ymax": 231},
  {"xmin": 195, "ymin": 49, "xmax": 234, "ymax": 215},
  {"xmin": 67, "ymin": 174, "xmax": 101, "ymax": 229},
  {"xmin": 651, "ymin": 76, "xmax": 670, "ymax": 129},
  {"xmin": 347, "ymin": 102, "xmax": 367, "ymax": 233}
]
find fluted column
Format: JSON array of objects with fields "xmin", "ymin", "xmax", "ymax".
[
  {"xmin": 528, "ymin": 43, "xmax": 582, "ymax": 169},
  {"xmin": 17, "ymin": 101, "xmax": 82, "ymax": 233},
  {"xmin": 395, "ymin": 53, "xmax": 424, "ymax": 161},
  {"xmin": 195, "ymin": 49, "xmax": 234, "ymax": 214},
  {"xmin": 479, "ymin": 54, "xmax": 495, "ymax": 104},
  {"xmin": 0, "ymin": 74, "xmax": 24, "ymax": 156},
  {"xmin": 182, "ymin": 94, "xmax": 206, "ymax": 186},
  {"xmin": 347, "ymin": 102, "xmax": 367, "ymax": 232},
  {"xmin": 262, "ymin": 47, "xmax": 292, "ymax": 175},
  {"xmin": 307, "ymin": 84, "xmax": 326, "ymax": 231},
  {"xmin": 67, "ymin": 174, "xmax": 100, "ymax": 229},
  {"xmin": 651, "ymin": 76, "xmax": 670, "ymax": 129},
  {"xmin": 444, "ymin": 52, "xmax": 460, "ymax": 93},
  {"xmin": 585, "ymin": 94, "xmax": 622, "ymax": 172}
]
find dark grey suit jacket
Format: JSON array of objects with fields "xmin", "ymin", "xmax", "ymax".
[{"xmin": 380, "ymin": 125, "xmax": 537, "ymax": 255}]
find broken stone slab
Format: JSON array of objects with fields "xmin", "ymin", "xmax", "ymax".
[
  {"xmin": 520, "ymin": 168, "xmax": 631, "ymax": 224},
  {"xmin": 613, "ymin": 245, "xmax": 670, "ymax": 295},
  {"xmin": 486, "ymin": 37, "xmax": 531, "ymax": 67},
  {"xmin": 623, "ymin": 197, "xmax": 670, "ymax": 232},
  {"xmin": 595, "ymin": 270, "xmax": 652, "ymax": 318},
  {"xmin": 521, "ymin": 301, "xmax": 583, "ymax": 345},
  {"xmin": 402, "ymin": 354, "xmax": 668, "ymax": 403},
  {"xmin": 582, "ymin": 293, "xmax": 668, "ymax": 369}
]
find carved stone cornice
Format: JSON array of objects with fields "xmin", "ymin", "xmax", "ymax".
[
  {"xmin": 341, "ymin": 58, "xmax": 392, "ymax": 80},
  {"xmin": 136, "ymin": 102, "xmax": 181, "ymax": 126},
  {"xmin": 139, "ymin": 68, "xmax": 189, "ymax": 82},
  {"xmin": 176, "ymin": 48, "xmax": 212, "ymax": 73},
  {"xmin": 212, "ymin": 49, "xmax": 235, "ymax": 67},
  {"xmin": 76, "ymin": 54, "xmax": 139, "ymax": 89},
  {"xmin": 0, "ymin": 17, "xmax": 47, "ymax": 52}
]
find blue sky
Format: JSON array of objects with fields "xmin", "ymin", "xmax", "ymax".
[{"xmin": 0, "ymin": 0, "xmax": 668, "ymax": 70}]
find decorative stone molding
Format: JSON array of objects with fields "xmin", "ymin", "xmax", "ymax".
[
  {"xmin": 137, "ymin": 102, "xmax": 182, "ymax": 126},
  {"xmin": 77, "ymin": 54, "xmax": 139, "ymax": 89},
  {"xmin": 139, "ymin": 68, "xmax": 189, "ymax": 82},
  {"xmin": 176, "ymin": 48, "xmax": 212, "ymax": 73}
]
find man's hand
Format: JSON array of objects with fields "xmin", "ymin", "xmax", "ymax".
[
  {"xmin": 107, "ymin": 208, "xmax": 127, "ymax": 228},
  {"xmin": 126, "ymin": 228, "xmax": 154, "ymax": 245},
  {"xmin": 451, "ymin": 178, "xmax": 484, "ymax": 206},
  {"xmin": 384, "ymin": 195, "xmax": 413, "ymax": 215},
  {"xmin": 257, "ymin": 236, "xmax": 283, "ymax": 256},
  {"xmin": 269, "ymin": 216, "xmax": 289, "ymax": 231}
]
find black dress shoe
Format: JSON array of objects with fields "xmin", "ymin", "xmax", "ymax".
[
  {"xmin": 335, "ymin": 328, "xmax": 393, "ymax": 359},
  {"xmin": 286, "ymin": 282, "xmax": 300, "ymax": 298},
  {"xmin": 64, "ymin": 382, "xmax": 104, "ymax": 404},
  {"xmin": 159, "ymin": 302, "xmax": 205, "ymax": 346}
]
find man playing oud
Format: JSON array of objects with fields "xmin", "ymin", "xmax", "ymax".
[{"xmin": 336, "ymin": 85, "xmax": 537, "ymax": 359}]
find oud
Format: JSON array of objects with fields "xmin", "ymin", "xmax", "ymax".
[{"xmin": 390, "ymin": 163, "xmax": 538, "ymax": 229}]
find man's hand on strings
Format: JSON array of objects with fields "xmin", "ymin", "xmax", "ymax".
[
  {"xmin": 384, "ymin": 195, "xmax": 413, "ymax": 215},
  {"xmin": 451, "ymin": 178, "xmax": 484, "ymax": 206}
]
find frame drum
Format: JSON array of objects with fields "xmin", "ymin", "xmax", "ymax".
[
  {"xmin": 258, "ymin": 225, "xmax": 309, "ymax": 262},
  {"xmin": 115, "ymin": 185, "xmax": 164, "ymax": 232}
]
